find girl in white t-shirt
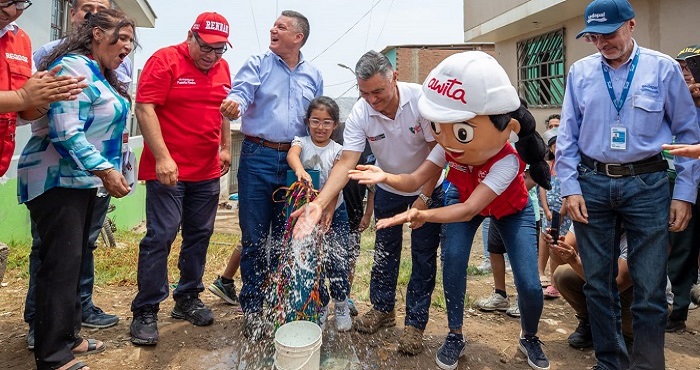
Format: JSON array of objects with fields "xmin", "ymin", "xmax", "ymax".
[{"xmin": 286, "ymin": 96, "xmax": 352, "ymax": 332}]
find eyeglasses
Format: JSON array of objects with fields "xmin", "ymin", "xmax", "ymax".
[
  {"xmin": 193, "ymin": 33, "xmax": 227, "ymax": 55},
  {"xmin": 581, "ymin": 23, "xmax": 626, "ymax": 43},
  {"xmin": 308, "ymin": 118, "xmax": 335, "ymax": 128},
  {"xmin": 0, "ymin": 0, "xmax": 32, "ymax": 10}
]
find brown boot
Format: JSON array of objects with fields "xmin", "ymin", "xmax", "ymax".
[
  {"xmin": 398, "ymin": 325, "xmax": 424, "ymax": 355},
  {"xmin": 354, "ymin": 308, "xmax": 396, "ymax": 333}
]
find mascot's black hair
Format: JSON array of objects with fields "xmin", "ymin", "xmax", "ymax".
[{"xmin": 488, "ymin": 98, "xmax": 551, "ymax": 190}]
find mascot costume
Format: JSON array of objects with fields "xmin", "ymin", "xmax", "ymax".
[{"xmin": 349, "ymin": 51, "xmax": 552, "ymax": 370}]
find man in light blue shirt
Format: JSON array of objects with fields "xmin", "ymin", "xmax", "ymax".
[
  {"xmin": 219, "ymin": 9, "xmax": 323, "ymax": 340},
  {"xmin": 555, "ymin": 1, "xmax": 700, "ymax": 369},
  {"xmin": 23, "ymin": 0, "xmax": 133, "ymax": 349}
]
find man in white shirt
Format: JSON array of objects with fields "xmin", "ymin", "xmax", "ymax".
[{"xmin": 293, "ymin": 50, "xmax": 442, "ymax": 355}]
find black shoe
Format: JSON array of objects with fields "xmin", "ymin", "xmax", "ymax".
[
  {"xmin": 435, "ymin": 333, "xmax": 466, "ymax": 370},
  {"xmin": 519, "ymin": 333, "xmax": 550, "ymax": 370},
  {"xmin": 171, "ymin": 295, "xmax": 214, "ymax": 326},
  {"xmin": 665, "ymin": 319, "xmax": 686, "ymax": 333},
  {"xmin": 82, "ymin": 306, "xmax": 120, "ymax": 329},
  {"xmin": 568, "ymin": 318, "xmax": 593, "ymax": 349},
  {"xmin": 131, "ymin": 305, "xmax": 159, "ymax": 346},
  {"xmin": 27, "ymin": 325, "xmax": 34, "ymax": 350}
]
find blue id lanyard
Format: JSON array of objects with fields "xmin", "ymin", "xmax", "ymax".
[{"xmin": 602, "ymin": 47, "xmax": 640, "ymax": 120}]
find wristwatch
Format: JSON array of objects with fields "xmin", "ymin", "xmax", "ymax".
[{"xmin": 418, "ymin": 193, "xmax": 433, "ymax": 207}]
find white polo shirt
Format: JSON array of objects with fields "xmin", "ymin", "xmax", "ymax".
[{"xmin": 343, "ymin": 82, "xmax": 441, "ymax": 196}]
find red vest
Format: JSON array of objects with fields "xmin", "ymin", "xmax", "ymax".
[
  {"xmin": 0, "ymin": 26, "xmax": 32, "ymax": 176},
  {"xmin": 446, "ymin": 144, "xmax": 528, "ymax": 219}
]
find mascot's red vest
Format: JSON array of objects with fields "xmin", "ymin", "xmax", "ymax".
[
  {"xmin": 0, "ymin": 25, "xmax": 32, "ymax": 177},
  {"xmin": 446, "ymin": 144, "xmax": 528, "ymax": 219}
]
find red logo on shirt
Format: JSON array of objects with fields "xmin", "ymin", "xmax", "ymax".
[{"xmin": 427, "ymin": 78, "xmax": 467, "ymax": 104}]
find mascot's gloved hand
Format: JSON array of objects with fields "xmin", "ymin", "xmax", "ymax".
[{"xmin": 512, "ymin": 102, "xmax": 552, "ymax": 190}]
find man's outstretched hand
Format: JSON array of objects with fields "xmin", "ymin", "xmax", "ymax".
[{"xmin": 291, "ymin": 202, "xmax": 323, "ymax": 239}]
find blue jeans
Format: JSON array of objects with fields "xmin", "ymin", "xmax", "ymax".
[
  {"xmin": 574, "ymin": 164, "xmax": 669, "ymax": 370},
  {"xmin": 131, "ymin": 179, "xmax": 219, "ymax": 311},
  {"xmin": 24, "ymin": 194, "xmax": 111, "ymax": 326},
  {"xmin": 238, "ymin": 139, "xmax": 290, "ymax": 313},
  {"xmin": 442, "ymin": 184, "xmax": 542, "ymax": 334},
  {"xmin": 371, "ymin": 186, "xmax": 443, "ymax": 330},
  {"xmin": 319, "ymin": 203, "xmax": 350, "ymax": 306}
]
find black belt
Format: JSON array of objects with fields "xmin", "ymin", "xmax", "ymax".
[
  {"xmin": 580, "ymin": 153, "xmax": 668, "ymax": 178},
  {"xmin": 245, "ymin": 136, "xmax": 292, "ymax": 151}
]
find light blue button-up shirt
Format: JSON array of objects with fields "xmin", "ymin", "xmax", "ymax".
[
  {"xmin": 556, "ymin": 42, "xmax": 700, "ymax": 203},
  {"xmin": 227, "ymin": 50, "xmax": 323, "ymax": 143},
  {"xmin": 33, "ymin": 38, "xmax": 133, "ymax": 86}
]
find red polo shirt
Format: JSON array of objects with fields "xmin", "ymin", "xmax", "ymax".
[
  {"xmin": 137, "ymin": 42, "xmax": 231, "ymax": 181},
  {"xmin": 0, "ymin": 25, "xmax": 32, "ymax": 176}
]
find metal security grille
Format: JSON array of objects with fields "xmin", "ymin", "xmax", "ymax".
[
  {"xmin": 517, "ymin": 29, "xmax": 566, "ymax": 108},
  {"xmin": 50, "ymin": 0, "xmax": 69, "ymax": 41}
]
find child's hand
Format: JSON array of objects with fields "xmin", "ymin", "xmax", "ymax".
[
  {"xmin": 296, "ymin": 170, "xmax": 313, "ymax": 185},
  {"xmin": 359, "ymin": 212, "xmax": 373, "ymax": 232},
  {"xmin": 348, "ymin": 165, "xmax": 387, "ymax": 185}
]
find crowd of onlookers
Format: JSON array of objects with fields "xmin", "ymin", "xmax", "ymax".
[{"xmin": 2, "ymin": 0, "xmax": 700, "ymax": 369}]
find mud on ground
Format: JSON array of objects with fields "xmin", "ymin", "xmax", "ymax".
[{"xmin": 1, "ymin": 207, "xmax": 698, "ymax": 369}]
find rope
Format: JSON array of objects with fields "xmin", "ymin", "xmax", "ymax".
[{"xmin": 270, "ymin": 180, "xmax": 325, "ymax": 328}]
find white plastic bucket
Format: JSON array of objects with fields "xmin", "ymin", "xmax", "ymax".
[{"xmin": 274, "ymin": 320, "xmax": 322, "ymax": 370}]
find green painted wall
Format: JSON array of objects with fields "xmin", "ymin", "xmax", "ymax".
[
  {"xmin": 0, "ymin": 177, "xmax": 31, "ymax": 244},
  {"xmin": 0, "ymin": 147, "xmax": 147, "ymax": 243}
]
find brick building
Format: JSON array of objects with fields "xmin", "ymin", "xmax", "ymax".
[{"xmin": 381, "ymin": 43, "xmax": 495, "ymax": 84}]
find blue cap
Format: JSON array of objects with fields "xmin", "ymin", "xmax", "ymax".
[{"xmin": 576, "ymin": 0, "xmax": 635, "ymax": 39}]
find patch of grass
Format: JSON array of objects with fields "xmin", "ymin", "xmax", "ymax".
[
  {"xmin": 466, "ymin": 264, "xmax": 490, "ymax": 276},
  {"xmin": 4, "ymin": 223, "xmax": 456, "ymax": 312},
  {"xmin": 3, "ymin": 229, "xmax": 242, "ymax": 288}
]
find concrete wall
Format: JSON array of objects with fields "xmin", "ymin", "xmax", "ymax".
[
  {"xmin": 464, "ymin": 0, "xmax": 529, "ymax": 29},
  {"xmin": 482, "ymin": 0, "xmax": 699, "ymax": 131}
]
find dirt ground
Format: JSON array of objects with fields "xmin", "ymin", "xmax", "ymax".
[{"xmin": 1, "ymin": 208, "xmax": 699, "ymax": 370}]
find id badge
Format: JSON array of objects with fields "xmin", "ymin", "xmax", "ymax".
[{"xmin": 611, "ymin": 127, "xmax": 627, "ymax": 150}]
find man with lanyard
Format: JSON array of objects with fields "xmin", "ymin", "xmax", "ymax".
[
  {"xmin": 219, "ymin": 10, "xmax": 323, "ymax": 340},
  {"xmin": 556, "ymin": 1, "xmax": 700, "ymax": 369},
  {"xmin": 130, "ymin": 12, "xmax": 232, "ymax": 346},
  {"xmin": 290, "ymin": 50, "xmax": 443, "ymax": 356},
  {"xmin": 23, "ymin": 0, "xmax": 133, "ymax": 349}
]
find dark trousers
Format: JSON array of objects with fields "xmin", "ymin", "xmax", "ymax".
[
  {"xmin": 25, "ymin": 195, "xmax": 111, "ymax": 327},
  {"xmin": 130, "ymin": 179, "xmax": 219, "ymax": 312},
  {"xmin": 371, "ymin": 186, "xmax": 443, "ymax": 330},
  {"xmin": 668, "ymin": 186, "xmax": 700, "ymax": 322},
  {"xmin": 26, "ymin": 187, "xmax": 96, "ymax": 370}
]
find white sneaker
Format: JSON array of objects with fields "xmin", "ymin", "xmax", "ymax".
[
  {"xmin": 318, "ymin": 305, "xmax": 328, "ymax": 330},
  {"xmin": 506, "ymin": 299, "xmax": 520, "ymax": 317},
  {"xmin": 476, "ymin": 260, "xmax": 491, "ymax": 274},
  {"xmin": 334, "ymin": 299, "xmax": 352, "ymax": 332},
  {"xmin": 475, "ymin": 292, "xmax": 510, "ymax": 312}
]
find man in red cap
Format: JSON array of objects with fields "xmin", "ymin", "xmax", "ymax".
[{"xmin": 129, "ymin": 11, "xmax": 232, "ymax": 346}]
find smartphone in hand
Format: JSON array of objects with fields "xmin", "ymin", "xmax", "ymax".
[{"xmin": 549, "ymin": 210, "xmax": 561, "ymax": 244}]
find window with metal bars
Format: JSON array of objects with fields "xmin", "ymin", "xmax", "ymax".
[
  {"xmin": 517, "ymin": 29, "xmax": 565, "ymax": 108},
  {"xmin": 50, "ymin": 0, "xmax": 70, "ymax": 41}
]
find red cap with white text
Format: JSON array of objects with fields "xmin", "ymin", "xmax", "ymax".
[{"xmin": 191, "ymin": 12, "xmax": 232, "ymax": 46}]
